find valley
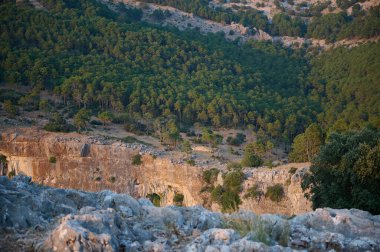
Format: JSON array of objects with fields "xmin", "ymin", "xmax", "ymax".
[{"xmin": 0, "ymin": 0, "xmax": 379, "ymax": 251}]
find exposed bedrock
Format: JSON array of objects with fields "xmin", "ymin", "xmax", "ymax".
[{"xmin": 0, "ymin": 128, "xmax": 310, "ymax": 215}]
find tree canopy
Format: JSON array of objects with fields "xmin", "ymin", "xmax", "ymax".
[{"xmin": 302, "ymin": 128, "xmax": 380, "ymax": 214}]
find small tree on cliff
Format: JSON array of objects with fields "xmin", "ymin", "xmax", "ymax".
[
  {"xmin": 98, "ymin": 111, "xmax": 114, "ymax": 126},
  {"xmin": 289, "ymin": 123, "xmax": 323, "ymax": 162},
  {"xmin": 74, "ymin": 109, "xmax": 90, "ymax": 131},
  {"xmin": 241, "ymin": 143, "xmax": 263, "ymax": 168}
]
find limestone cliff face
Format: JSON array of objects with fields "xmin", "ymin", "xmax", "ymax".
[
  {"xmin": 0, "ymin": 128, "xmax": 311, "ymax": 214},
  {"xmin": 239, "ymin": 163, "xmax": 312, "ymax": 215},
  {"xmin": 0, "ymin": 129, "xmax": 203, "ymax": 207}
]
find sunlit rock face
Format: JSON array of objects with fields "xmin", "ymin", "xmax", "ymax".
[
  {"xmin": 0, "ymin": 128, "xmax": 310, "ymax": 215},
  {"xmin": 0, "ymin": 176, "xmax": 379, "ymax": 252}
]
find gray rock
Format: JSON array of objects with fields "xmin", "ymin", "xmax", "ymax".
[{"xmin": 0, "ymin": 176, "xmax": 379, "ymax": 252}]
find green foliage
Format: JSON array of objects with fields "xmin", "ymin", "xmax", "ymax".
[
  {"xmin": 302, "ymin": 128, "xmax": 380, "ymax": 214},
  {"xmin": 289, "ymin": 123, "xmax": 323, "ymax": 162},
  {"xmin": 0, "ymin": 1, "xmax": 317, "ymax": 142},
  {"xmin": 210, "ymin": 170, "xmax": 244, "ymax": 212},
  {"xmin": 108, "ymin": 176, "xmax": 116, "ymax": 183},
  {"xmin": 8, "ymin": 169, "xmax": 16, "ymax": 179},
  {"xmin": 265, "ymin": 184, "xmax": 284, "ymax": 202},
  {"xmin": 307, "ymin": 6, "xmax": 380, "ymax": 41},
  {"xmin": 147, "ymin": 193, "xmax": 161, "ymax": 207},
  {"xmin": 132, "ymin": 154, "xmax": 143, "ymax": 165},
  {"xmin": 222, "ymin": 214, "xmax": 290, "ymax": 246},
  {"xmin": 73, "ymin": 109, "xmax": 90, "ymax": 131},
  {"xmin": 202, "ymin": 168, "xmax": 219, "ymax": 184},
  {"xmin": 309, "ymin": 43, "xmax": 380, "ymax": 131},
  {"xmin": 180, "ymin": 140, "xmax": 192, "ymax": 154},
  {"xmin": 226, "ymin": 133, "xmax": 246, "ymax": 146},
  {"xmin": 227, "ymin": 162, "xmax": 242, "ymax": 171},
  {"xmin": 186, "ymin": 159, "xmax": 196, "ymax": 166},
  {"xmin": 244, "ymin": 184, "xmax": 263, "ymax": 199},
  {"xmin": 43, "ymin": 113, "xmax": 75, "ymax": 132},
  {"xmin": 49, "ymin": 156, "xmax": 57, "ymax": 164},
  {"xmin": 241, "ymin": 143, "xmax": 263, "ymax": 167},
  {"xmin": 223, "ymin": 170, "xmax": 245, "ymax": 193},
  {"xmin": 98, "ymin": 111, "xmax": 114, "ymax": 125},
  {"xmin": 288, "ymin": 167, "xmax": 298, "ymax": 175},
  {"xmin": 173, "ymin": 193, "xmax": 184, "ymax": 206},
  {"xmin": 271, "ymin": 13, "xmax": 306, "ymax": 37},
  {"xmin": 3, "ymin": 100, "xmax": 18, "ymax": 117}
]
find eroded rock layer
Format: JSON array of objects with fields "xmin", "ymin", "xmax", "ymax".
[
  {"xmin": 0, "ymin": 176, "xmax": 379, "ymax": 252},
  {"xmin": 0, "ymin": 128, "xmax": 310, "ymax": 214}
]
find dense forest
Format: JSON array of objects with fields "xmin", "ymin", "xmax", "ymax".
[
  {"xmin": 0, "ymin": 0, "xmax": 318, "ymax": 143},
  {"xmin": 140, "ymin": 0, "xmax": 380, "ymax": 41},
  {"xmin": 0, "ymin": 0, "xmax": 379, "ymax": 143}
]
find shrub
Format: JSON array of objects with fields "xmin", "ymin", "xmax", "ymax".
[
  {"xmin": 227, "ymin": 133, "xmax": 246, "ymax": 146},
  {"xmin": 223, "ymin": 170, "xmax": 245, "ymax": 193},
  {"xmin": 3, "ymin": 100, "xmax": 19, "ymax": 117},
  {"xmin": 108, "ymin": 176, "xmax": 116, "ymax": 183},
  {"xmin": 241, "ymin": 143, "xmax": 263, "ymax": 168},
  {"xmin": 244, "ymin": 184, "xmax": 263, "ymax": 199},
  {"xmin": 147, "ymin": 193, "xmax": 161, "ymax": 207},
  {"xmin": 43, "ymin": 113, "xmax": 75, "ymax": 132},
  {"xmin": 222, "ymin": 216, "xmax": 270, "ymax": 244},
  {"xmin": 202, "ymin": 168, "xmax": 219, "ymax": 184},
  {"xmin": 265, "ymin": 184, "xmax": 284, "ymax": 202},
  {"xmin": 132, "ymin": 154, "xmax": 142, "ymax": 165},
  {"xmin": 8, "ymin": 169, "xmax": 16, "ymax": 178},
  {"xmin": 227, "ymin": 162, "xmax": 242, "ymax": 170},
  {"xmin": 186, "ymin": 159, "xmax": 195, "ymax": 166},
  {"xmin": 49, "ymin": 156, "xmax": 57, "ymax": 163},
  {"xmin": 288, "ymin": 167, "xmax": 298, "ymax": 175},
  {"xmin": 173, "ymin": 193, "xmax": 184, "ymax": 206}
]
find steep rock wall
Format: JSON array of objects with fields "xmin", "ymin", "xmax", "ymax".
[{"xmin": 0, "ymin": 128, "xmax": 311, "ymax": 214}]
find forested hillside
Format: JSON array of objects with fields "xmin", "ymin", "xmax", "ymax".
[
  {"xmin": 0, "ymin": 0, "xmax": 379, "ymax": 143},
  {"xmin": 139, "ymin": 0, "xmax": 380, "ymax": 41},
  {"xmin": 0, "ymin": 0, "xmax": 317, "ymax": 142}
]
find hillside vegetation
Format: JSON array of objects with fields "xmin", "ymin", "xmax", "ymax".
[{"xmin": 1, "ymin": 0, "xmax": 379, "ymax": 140}]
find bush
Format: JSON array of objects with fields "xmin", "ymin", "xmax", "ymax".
[
  {"xmin": 202, "ymin": 168, "xmax": 219, "ymax": 184},
  {"xmin": 132, "ymin": 154, "xmax": 142, "ymax": 165},
  {"xmin": 244, "ymin": 184, "xmax": 263, "ymax": 199},
  {"xmin": 186, "ymin": 159, "xmax": 195, "ymax": 166},
  {"xmin": 173, "ymin": 193, "xmax": 184, "ymax": 206},
  {"xmin": 3, "ymin": 100, "xmax": 19, "ymax": 117},
  {"xmin": 108, "ymin": 176, "xmax": 116, "ymax": 183},
  {"xmin": 265, "ymin": 184, "xmax": 284, "ymax": 202},
  {"xmin": 288, "ymin": 167, "xmax": 298, "ymax": 175},
  {"xmin": 147, "ymin": 193, "xmax": 161, "ymax": 207},
  {"xmin": 222, "ymin": 216, "xmax": 270, "ymax": 244},
  {"xmin": 227, "ymin": 133, "xmax": 246, "ymax": 146},
  {"xmin": 223, "ymin": 170, "xmax": 245, "ymax": 193},
  {"xmin": 43, "ymin": 113, "xmax": 75, "ymax": 132},
  {"xmin": 227, "ymin": 162, "xmax": 242, "ymax": 170},
  {"xmin": 241, "ymin": 143, "xmax": 263, "ymax": 168},
  {"xmin": 49, "ymin": 156, "xmax": 57, "ymax": 163}
]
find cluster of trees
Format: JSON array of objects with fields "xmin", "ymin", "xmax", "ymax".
[
  {"xmin": 0, "ymin": 0, "xmax": 318, "ymax": 143},
  {"xmin": 306, "ymin": 6, "xmax": 380, "ymax": 42},
  {"xmin": 309, "ymin": 43, "xmax": 380, "ymax": 131},
  {"xmin": 139, "ymin": 0, "xmax": 269, "ymax": 31},
  {"xmin": 302, "ymin": 128, "xmax": 380, "ymax": 214},
  {"xmin": 139, "ymin": 0, "xmax": 380, "ymax": 41}
]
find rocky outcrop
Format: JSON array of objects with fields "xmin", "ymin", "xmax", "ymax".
[
  {"xmin": 0, "ymin": 176, "xmax": 379, "ymax": 251},
  {"xmin": 0, "ymin": 128, "xmax": 311, "ymax": 215},
  {"xmin": 0, "ymin": 128, "xmax": 203, "ymax": 208}
]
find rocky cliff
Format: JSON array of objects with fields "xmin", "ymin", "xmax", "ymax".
[
  {"xmin": 1, "ymin": 176, "xmax": 379, "ymax": 252},
  {"xmin": 0, "ymin": 128, "xmax": 310, "ymax": 215}
]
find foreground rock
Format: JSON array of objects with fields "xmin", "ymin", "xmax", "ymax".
[{"xmin": 1, "ymin": 176, "xmax": 379, "ymax": 251}]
